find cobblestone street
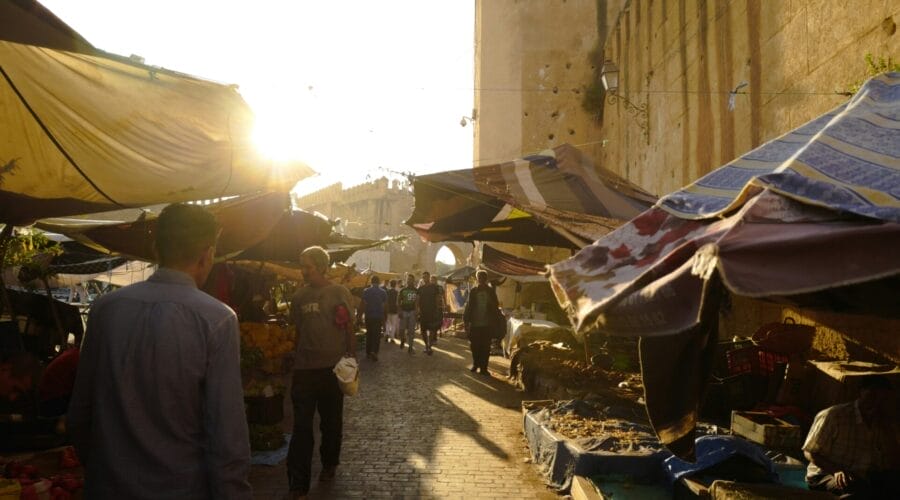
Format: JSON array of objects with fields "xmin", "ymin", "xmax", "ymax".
[{"xmin": 249, "ymin": 333, "xmax": 560, "ymax": 499}]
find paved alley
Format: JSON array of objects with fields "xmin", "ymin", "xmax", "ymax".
[{"xmin": 249, "ymin": 334, "xmax": 560, "ymax": 499}]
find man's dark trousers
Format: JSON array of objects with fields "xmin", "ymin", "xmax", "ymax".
[
  {"xmin": 365, "ymin": 317, "xmax": 383, "ymax": 356},
  {"xmin": 469, "ymin": 326, "xmax": 492, "ymax": 370},
  {"xmin": 287, "ymin": 368, "xmax": 344, "ymax": 494}
]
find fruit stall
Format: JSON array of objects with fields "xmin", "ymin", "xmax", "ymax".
[{"xmin": 239, "ymin": 321, "xmax": 294, "ymax": 452}]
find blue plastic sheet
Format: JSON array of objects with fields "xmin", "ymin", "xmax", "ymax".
[
  {"xmin": 250, "ymin": 433, "xmax": 290, "ymax": 466},
  {"xmin": 663, "ymin": 435, "xmax": 777, "ymax": 483}
]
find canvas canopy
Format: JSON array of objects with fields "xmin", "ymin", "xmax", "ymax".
[
  {"xmin": 36, "ymin": 194, "xmax": 394, "ymax": 267},
  {"xmin": 0, "ymin": 0, "xmax": 95, "ymax": 56},
  {"xmin": 35, "ymin": 192, "xmax": 291, "ymax": 261},
  {"xmin": 0, "ymin": 38, "xmax": 313, "ymax": 224},
  {"xmin": 406, "ymin": 144, "xmax": 656, "ymax": 249}
]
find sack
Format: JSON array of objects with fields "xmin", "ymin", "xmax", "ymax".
[{"xmin": 333, "ymin": 356, "xmax": 359, "ymax": 396}]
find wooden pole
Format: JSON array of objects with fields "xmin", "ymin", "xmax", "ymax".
[
  {"xmin": 41, "ymin": 275, "xmax": 67, "ymax": 348},
  {"xmin": 0, "ymin": 224, "xmax": 16, "ymax": 319}
]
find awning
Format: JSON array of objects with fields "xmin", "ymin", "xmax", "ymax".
[
  {"xmin": 481, "ymin": 244, "xmax": 548, "ymax": 282},
  {"xmin": 406, "ymin": 144, "xmax": 656, "ymax": 249},
  {"xmin": 36, "ymin": 194, "xmax": 397, "ymax": 266},
  {"xmin": 0, "ymin": 0, "xmax": 95, "ymax": 55},
  {"xmin": 36, "ymin": 192, "xmax": 292, "ymax": 260},
  {"xmin": 0, "ymin": 36, "xmax": 313, "ymax": 224},
  {"xmin": 440, "ymin": 265, "xmax": 477, "ymax": 282}
]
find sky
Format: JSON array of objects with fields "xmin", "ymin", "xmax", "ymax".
[{"xmin": 39, "ymin": 0, "xmax": 475, "ymax": 197}]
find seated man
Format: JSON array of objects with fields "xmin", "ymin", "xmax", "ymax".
[
  {"xmin": 803, "ymin": 375, "xmax": 900, "ymax": 498},
  {"xmin": 0, "ymin": 350, "xmax": 39, "ymax": 402}
]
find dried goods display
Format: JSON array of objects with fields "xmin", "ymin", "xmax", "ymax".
[{"xmin": 534, "ymin": 400, "xmax": 661, "ymax": 452}]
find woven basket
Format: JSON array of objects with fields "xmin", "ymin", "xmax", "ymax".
[{"xmin": 751, "ymin": 318, "xmax": 815, "ymax": 355}]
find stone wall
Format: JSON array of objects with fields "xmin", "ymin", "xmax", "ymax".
[
  {"xmin": 474, "ymin": 0, "xmax": 607, "ymax": 166},
  {"xmin": 721, "ymin": 295, "xmax": 900, "ymax": 365},
  {"xmin": 600, "ymin": 0, "xmax": 898, "ymax": 197},
  {"xmin": 293, "ymin": 179, "xmax": 472, "ymax": 275}
]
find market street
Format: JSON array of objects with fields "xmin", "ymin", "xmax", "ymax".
[{"xmin": 248, "ymin": 333, "xmax": 560, "ymax": 499}]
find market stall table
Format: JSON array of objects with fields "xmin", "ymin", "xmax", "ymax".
[{"xmin": 503, "ymin": 317, "xmax": 569, "ymax": 358}]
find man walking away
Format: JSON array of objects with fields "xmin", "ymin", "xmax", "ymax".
[
  {"xmin": 416, "ymin": 271, "xmax": 441, "ymax": 355},
  {"xmin": 384, "ymin": 279, "xmax": 399, "ymax": 344},
  {"xmin": 463, "ymin": 270, "xmax": 501, "ymax": 376},
  {"xmin": 68, "ymin": 203, "xmax": 252, "ymax": 499},
  {"xmin": 287, "ymin": 246, "xmax": 357, "ymax": 500},
  {"xmin": 397, "ymin": 274, "xmax": 419, "ymax": 354},
  {"xmin": 359, "ymin": 275, "xmax": 387, "ymax": 361}
]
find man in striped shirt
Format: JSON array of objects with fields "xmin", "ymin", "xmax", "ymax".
[{"xmin": 803, "ymin": 375, "xmax": 900, "ymax": 498}]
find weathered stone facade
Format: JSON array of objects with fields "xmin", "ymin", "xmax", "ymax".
[
  {"xmin": 292, "ymin": 178, "xmax": 470, "ymax": 275},
  {"xmin": 600, "ymin": 0, "xmax": 899, "ymax": 198}
]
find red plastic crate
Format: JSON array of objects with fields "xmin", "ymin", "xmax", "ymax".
[
  {"xmin": 727, "ymin": 346, "xmax": 789, "ymax": 376},
  {"xmin": 758, "ymin": 350, "xmax": 789, "ymax": 375},
  {"xmin": 726, "ymin": 346, "xmax": 758, "ymax": 375}
]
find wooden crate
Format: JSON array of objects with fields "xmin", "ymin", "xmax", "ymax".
[{"xmin": 730, "ymin": 411, "xmax": 802, "ymax": 450}]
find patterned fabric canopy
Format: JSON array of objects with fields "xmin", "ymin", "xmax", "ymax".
[
  {"xmin": 406, "ymin": 144, "xmax": 657, "ymax": 249},
  {"xmin": 549, "ymin": 73, "xmax": 900, "ymax": 339},
  {"xmin": 660, "ymin": 73, "xmax": 900, "ymax": 222}
]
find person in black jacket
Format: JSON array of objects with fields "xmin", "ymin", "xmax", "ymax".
[{"xmin": 462, "ymin": 270, "xmax": 500, "ymax": 376}]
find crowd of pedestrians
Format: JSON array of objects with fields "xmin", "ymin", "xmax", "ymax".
[
  {"xmin": 357, "ymin": 271, "xmax": 450, "ymax": 357},
  {"xmin": 356, "ymin": 269, "xmax": 505, "ymax": 378}
]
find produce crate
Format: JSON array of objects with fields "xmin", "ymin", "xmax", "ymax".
[
  {"xmin": 726, "ymin": 346, "xmax": 757, "ymax": 375},
  {"xmin": 245, "ymin": 394, "xmax": 284, "ymax": 426},
  {"xmin": 726, "ymin": 346, "xmax": 788, "ymax": 376},
  {"xmin": 730, "ymin": 411, "xmax": 802, "ymax": 450},
  {"xmin": 712, "ymin": 339, "xmax": 754, "ymax": 377},
  {"xmin": 757, "ymin": 350, "xmax": 789, "ymax": 375}
]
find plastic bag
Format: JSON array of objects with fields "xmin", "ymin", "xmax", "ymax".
[{"xmin": 333, "ymin": 356, "xmax": 359, "ymax": 396}]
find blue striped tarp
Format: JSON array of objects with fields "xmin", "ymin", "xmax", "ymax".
[{"xmin": 660, "ymin": 72, "xmax": 900, "ymax": 222}]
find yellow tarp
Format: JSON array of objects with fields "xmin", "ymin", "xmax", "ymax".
[{"xmin": 0, "ymin": 40, "xmax": 313, "ymax": 223}]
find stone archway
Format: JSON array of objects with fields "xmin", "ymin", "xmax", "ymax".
[{"xmin": 419, "ymin": 242, "xmax": 471, "ymax": 274}]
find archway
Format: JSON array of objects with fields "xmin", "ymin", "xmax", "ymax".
[{"xmin": 419, "ymin": 242, "xmax": 470, "ymax": 275}]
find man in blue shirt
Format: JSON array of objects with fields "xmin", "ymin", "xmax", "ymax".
[
  {"xmin": 68, "ymin": 203, "xmax": 252, "ymax": 499},
  {"xmin": 359, "ymin": 275, "xmax": 387, "ymax": 361}
]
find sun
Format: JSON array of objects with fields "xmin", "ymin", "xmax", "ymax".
[{"xmin": 251, "ymin": 105, "xmax": 307, "ymax": 162}]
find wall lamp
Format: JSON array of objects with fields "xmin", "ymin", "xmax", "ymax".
[
  {"xmin": 600, "ymin": 60, "xmax": 649, "ymax": 143},
  {"xmin": 460, "ymin": 108, "xmax": 478, "ymax": 127}
]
